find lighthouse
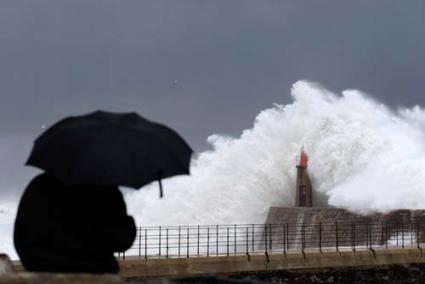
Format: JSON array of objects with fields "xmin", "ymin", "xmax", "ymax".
[{"xmin": 295, "ymin": 149, "xmax": 313, "ymax": 207}]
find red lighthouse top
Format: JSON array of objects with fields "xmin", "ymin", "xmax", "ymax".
[{"xmin": 298, "ymin": 149, "xmax": 308, "ymax": 168}]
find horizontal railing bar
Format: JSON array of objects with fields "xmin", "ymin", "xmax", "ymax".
[{"xmin": 138, "ymin": 221, "xmax": 419, "ymax": 228}]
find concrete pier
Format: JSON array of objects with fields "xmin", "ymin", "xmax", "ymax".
[{"xmin": 118, "ymin": 247, "xmax": 425, "ymax": 279}]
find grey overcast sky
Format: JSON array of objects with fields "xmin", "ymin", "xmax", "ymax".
[{"xmin": 1, "ymin": 0, "xmax": 425, "ymax": 199}]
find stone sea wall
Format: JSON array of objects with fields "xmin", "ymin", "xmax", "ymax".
[{"xmin": 265, "ymin": 207, "xmax": 425, "ymax": 249}]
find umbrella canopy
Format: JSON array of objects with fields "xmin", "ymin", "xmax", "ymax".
[{"xmin": 26, "ymin": 111, "xmax": 193, "ymax": 193}]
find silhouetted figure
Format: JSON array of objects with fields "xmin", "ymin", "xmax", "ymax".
[{"xmin": 14, "ymin": 173, "xmax": 136, "ymax": 273}]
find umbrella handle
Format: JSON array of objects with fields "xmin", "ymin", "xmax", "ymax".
[{"xmin": 158, "ymin": 179, "xmax": 163, "ymax": 198}]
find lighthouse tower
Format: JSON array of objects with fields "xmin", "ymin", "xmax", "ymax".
[{"xmin": 295, "ymin": 149, "xmax": 313, "ymax": 207}]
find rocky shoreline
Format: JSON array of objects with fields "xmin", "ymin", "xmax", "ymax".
[{"xmin": 227, "ymin": 264, "xmax": 425, "ymax": 284}]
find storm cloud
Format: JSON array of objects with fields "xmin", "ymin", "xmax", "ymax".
[{"xmin": 0, "ymin": 0, "xmax": 424, "ymax": 199}]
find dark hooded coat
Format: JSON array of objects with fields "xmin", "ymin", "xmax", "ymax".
[{"xmin": 14, "ymin": 173, "xmax": 136, "ymax": 273}]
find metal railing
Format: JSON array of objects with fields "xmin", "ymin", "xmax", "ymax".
[{"xmin": 117, "ymin": 221, "xmax": 424, "ymax": 260}]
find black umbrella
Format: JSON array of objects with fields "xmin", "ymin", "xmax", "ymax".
[{"xmin": 26, "ymin": 110, "xmax": 193, "ymax": 197}]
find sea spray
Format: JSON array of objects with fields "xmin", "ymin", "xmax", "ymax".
[
  {"xmin": 2, "ymin": 80, "xmax": 425, "ymax": 258},
  {"xmin": 0, "ymin": 205, "xmax": 17, "ymax": 259},
  {"xmin": 126, "ymin": 80, "xmax": 425, "ymax": 226}
]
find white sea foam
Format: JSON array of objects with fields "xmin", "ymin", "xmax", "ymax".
[
  {"xmin": 0, "ymin": 204, "xmax": 17, "ymax": 259},
  {"xmin": 126, "ymin": 80, "xmax": 425, "ymax": 226},
  {"xmin": 2, "ymin": 80, "xmax": 425, "ymax": 258}
]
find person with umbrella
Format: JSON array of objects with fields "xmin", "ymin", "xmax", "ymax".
[
  {"xmin": 14, "ymin": 174, "xmax": 136, "ymax": 273},
  {"xmin": 14, "ymin": 111, "xmax": 192, "ymax": 273}
]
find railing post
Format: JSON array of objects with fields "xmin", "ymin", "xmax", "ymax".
[
  {"xmin": 335, "ymin": 222, "xmax": 339, "ymax": 252},
  {"xmin": 166, "ymin": 228, "xmax": 169, "ymax": 258},
  {"xmin": 144, "ymin": 228, "xmax": 147, "ymax": 260},
  {"xmin": 417, "ymin": 223, "xmax": 420, "ymax": 249},
  {"xmin": 234, "ymin": 224, "xmax": 237, "ymax": 255},
  {"xmin": 401, "ymin": 220, "xmax": 405, "ymax": 248},
  {"xmin": 159, "ymin": 226, "xmax": 162, "ymax": 258},
  {"xmin": 411, "ymin": 223, "xmax": 413, "ymax": 245},
  {"xmin": 138, "ymin": 227, "xmax": 142, "ymax": 259},
  {"xmin": 283, "ymin": 224, "xmax": 286, "ymax": 255},
  {"xmin": 227, "ymin": 227, "xmax": 230, "ymax": 256},
  {"xmin": 251, "ymin": 224, "xmax": 255, "ymax": 253},
  {"xmin": 264, "ymin": 225, "xmax": 268, "ymax": 255},
  {"xmin": 381, "ymin": 221, "xmax": 384, "ymax": 247},
  {"xmin": 286, "ymin": 223, "xmax": 289, "ymax": 251},
  {"xmin": 353, "ymin": 222, "xmax": 356, "ymax": 251},
  {"xmin": 366, "ymin": 222, "xmax": 369, "ymax": 248},
  {"xmin": 186, "ymin": 227, "xmax": 190, "ymax": 258},
  {"xmin": 319, "ymin": 222, "xmax": 322, "ymax": 253},
  {"xmin": 246, "ymin": 227, "xmax": 249, "ymax": 256},
  {"xmin": 368, "ymin": 222, "xmax": 372, "ymax": 250},
  {"xmin": 216, "ymin": 225, "xmax": 219, "ymax": 256},
  {"xmin": 269, "ymin": 224, "xmax": 273, "ymax": 251},
  {"xmin": 301, "ymin": 223, "xmax": 305, "ymax": 253},
  {"xmin": 396, "ymin": 222, "xmax": 399, "ymax": 247},
  {"xmin": 207, "ymin": 227, "xmax": 210, "ymax": 257},
  {"xmin": 178, "ymin": 226, "xmax": 181, "ymax": 258},
  {"xmin": 385, "ymin": 222, "xmax": 388, "ymax": 249},
  {"xmin": 197, "ymin": 225, "xmax": 200, "ymax": 256}
]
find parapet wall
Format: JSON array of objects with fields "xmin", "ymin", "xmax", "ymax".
[
  {"xmin": 0, "ymin": 254, "xmax": 13, "ymax": 274},
  {"xmin": 265, "ymin": 207, "xmax": 425, "ymax": 249},
  {"xmin": 266, "ymin": 207, "xmax": 425, "ymax": 224}
]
